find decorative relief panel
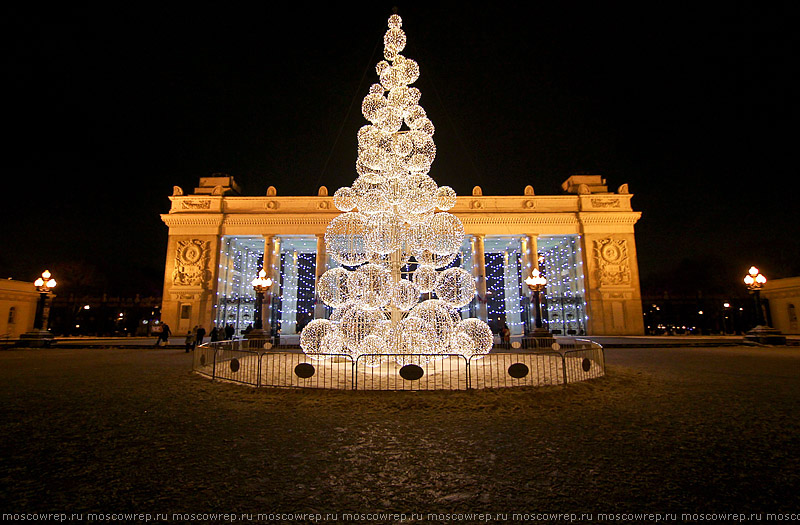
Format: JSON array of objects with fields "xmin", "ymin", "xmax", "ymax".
[
  {"xmin": 172, "ymin": 239, "xmax": 211, "ymax": 287},
  {"xmin": 590, "ymin": 198, "xmax": 621, "ymax": 208},
  {"xmin": 594, "ymin": 238, "xmax": 631, "ymax": 286},
  {"xmin": 181, "ymin": 199, "xmax": 212, "ymax": 210}
]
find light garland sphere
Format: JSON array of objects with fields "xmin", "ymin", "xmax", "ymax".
[
  {"xmin": 436, "ymin": 186, "xmax": 457, "ymax": 210},
  {"xmin": 374, "ymin": 105, "xmax": 403, "ymax": 134},
  {"xmin": 410, "ymin": 130, "xmax": 437, "ymax": 162},
  {"xmin": 358, "ymin": 334, "xmax": 388, "ymax": 367},
  {"xmin": 317, "ymin": 267, "xmax": 353, "ymax": 308},
  {"xmin": 396, "ymin": 315, "xmax": 434, "ymax": 364},
  {"xmin": 325, "ymin": 212, "xmax": 368, "ymax": 267},
  {"xmin": 407, "ymin": 153, "xmax": 432, "ymax": 175},
  {"xmin": 412, "ymin": 264, "xmax": 438, "ymax": 293},
  {"xmin": 300, "ymin": 319, "xmax": 339, "ymax": 356},
  {"xmin": 406, "ymin": 221, "xmax": 433, "ymax": 253},
  {"xmin": 397, "ymin": 58, "xmax": 419, "ymax": 85},
  {"xmin": 414, "ymin": 117, "xmax": 435, "ymax": 136},
  {"xmin": 376, "ymin": 60, "xmax": 390, "ymax": 76},
  {"xmin": 427, "ymin": 212, "xmax": 464, "ymax": 256},
  {"xmin": 369, "ymin": 83, "xmax": 385, "ymax": 95},
  {"xmin": 388, "ymin": 14, "xmax": 402, "ymax": 29},
  {"xmin": 365, "ymin": 211, "xmax": 404, "ymax": 255},
  {"xmin": 384, "ymin": 27, "xmax": 406, "ymax": 53},
  {"xmin": 391, "ymin": 278, "xmax": 421, "ymax": 311},
  {"xmin": 388, "ymin": 86, "xmax": 413, "ymax": 110},
  {"xmin": 333, "ymin": 187, "xmax": 357, "ymax": 212},
  {"xmin": 391, "ymin": 132, "xmax": 414, "ymax": 157},
  {"xmin": 379, "ymin": 177, "xmax": 407, "ymax": 205},
  {"xmin": 452, "ymin": 318, "xmax": 493, "ymax": 358},
  {"xmin": 409, "ymin": 299, "xmax": 454, "ymax": 352},
  {"xmin": 357, "ymin": 188, "xmax": 391, "ymax": 215},
  {"xmin": 404, "ymin": 105, "xmax": 426, "ymax": 128},
  {"xmin": 434, "ymin": 267, "xmax": 476, "ymax": 308},
  {"xmin": 400, "ymin": 174, "xmax": 438, "ymax": 214},
  {"xmin": 346, "ymin": 271, "xmax": 368, "ymax": 303},
  {"xmin": 380, "ymin": 66, "xmax": 405, "ymax": 92},
  {"xmin": 340, "ymin": 306, "xmax": 384, "ymax": 355},
  {"xmin": 359, "ymin": 145, "xmax": 389, "ymax": 171},
  {"xmin": 329, "ymin": 302, "xmax": 357, "ymax": 324},
  {"xmin": 362, "ymin": 93, "xmax": 388, "ymax": 123},
  {"xmin": 357, "ymin": 125, "xmax": 383, "ymax": 151},
  {"xmin": 353, "ymin": 263, "xmax": 392, "ymax": 309},
  {"xmin": 318, "ymin": 332, "xmax": 345, "ymax": 359},
  {"xmin": 383, "ymin": 46, "xmax": 398, "ymax": 62},
  {"xmin": 407, "ymin": 87, "xmax": 421, "ymax": 105}
]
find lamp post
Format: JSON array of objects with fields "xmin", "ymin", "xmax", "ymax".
[
  {"xmin": 524, "ymin": 268, "xmax": 551, "ymax": 338},
  {"xmin": 20, "ymin": 270, "xmax": 57, "ymax": 347},
  {"xmin": 247, "ymin": 269, "xmax": 272, "ymax": 340},
  {"xmin": 742, "ymin": 266, "xmax": 785, "ymax": 344}
]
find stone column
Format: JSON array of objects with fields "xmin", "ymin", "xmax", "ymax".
[
  {"xmin": 521, "ymin": 234, "xmax": 539, "ymax": 334},
  {"xmin": 314, "ymin": 233, "xmax": 327, "ymax": 319},
  {"xmin": 473, "ymin": 234, "xmax": 488, "ymax": 322}
]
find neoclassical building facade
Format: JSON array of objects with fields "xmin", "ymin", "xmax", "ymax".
[{"xmin": 160, "ymin": 174, "xmax": 644, "ymax": 337}]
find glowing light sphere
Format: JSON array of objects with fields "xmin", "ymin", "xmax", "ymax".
[
  {"xmin": 359, "ymin": 334, "xmax": 388, "ymax": 367},
  {"xmin": 404, "ymin": 105, "xmax": 426, "ymax": 128},
  {"xmin": 300, "ymin": 319, "xmax": 341, "ymax": 356},
  {"xmin": 326, "ymin": 212, "xmax": 368, "ymax": 267},
  {"xmin": 409, "ymin": 299, "xmax": 454, "ymax": 351},
  {"xmin": 391, "ymin": 132, "xmax": 414, "ymax": 157},
  {"xmin": 317, "ymin": 267, "xmax": 353, "ymax": 308},
  {"xmin": 380, "ymin": 177, "xmax": 407, "ymax": 205},
  {"xmin": 388, "ymin": 14, "xmax": 402, "ymax": 29},
  {"xmin": 436, "ymin": 186, "xmax": 457, "ymax": 210},
  {"xmin": 427, "ymin": 212, "xmax": 464, "ymax": 256},
  {"xmin": 434, "ymin": 267, "xmax": 476, "ymax": 308},
  {"xmin": 397, "ymin": 315, "xmax": 434, "ymax": 362},
  {"xmin": 365, "ymin": 211, "xmax": 404, "ymax": 255},
  {"xmin": 333, "ymin": 187, "xmax": 357, "ymax": 212},
  {"xmin": 412, "ymin": 264, "xmax": 438, "ymax": 293},
  {"xmin": 451, "ymin": 318, "xmax": 493, "ymax": 358},
  {"xmin": 353, "ymin": 263, "xmax": 392, "ymax": 309},
  {"xmin": 340, "ymin": 306, "xmax": 384, "ymax": 354},
  {"xmin": 400, "ymin": 174, "xmax": 437, "ymax": 214},
  {"xmin": 362, "ymin": 93, "xmax": 388, "ymax": 123},
  {"xmin": 357, "ymin": 188, "xmax": 390, "ymax": 215},
  {"xmin": 384, "ymin": 27, "xmax": 406, "ymax": 53},
  {"xmin": 391, "ymin": 279, "xmax": 421, "ymax": 311}
]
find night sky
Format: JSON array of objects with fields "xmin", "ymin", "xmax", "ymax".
[{"xmin": 4, "ymin": 3, "xmax": 797, "ymax": 296}]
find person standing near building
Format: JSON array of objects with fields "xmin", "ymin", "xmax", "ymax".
[
  {"xmin": 195, "ymin": 325, "xmax": 206, "ymax": 346},
  {"xmin": 184, "ymin": 330, "xmax": 194, "ymax": 353},
  {"xmin": 224, "ymin": 323, "xmax": 234, "ymax": 340}
]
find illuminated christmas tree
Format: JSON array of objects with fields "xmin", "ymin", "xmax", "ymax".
[{"xmin": 300, "ymin": 13, "xmax": 493, "ymax": 364}]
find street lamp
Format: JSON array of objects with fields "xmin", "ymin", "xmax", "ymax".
[
  {"xmin": 524, "ymin": 268, "xmax": 551, "ymax": 337},
  {"xmin": 20, "ymin": 270, "xmax": 57, "ymax": 347},
  {"xmin": 742, "ymin": 266, "xmax": 785, "ymax": 344},
  {"xmin": 247, "ymin": 269, "xmax": 273, "ymax": 339}
]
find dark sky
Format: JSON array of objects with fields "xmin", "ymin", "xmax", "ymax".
[{"xmin": 4, "ymin": 3, "xmax": 797, "ymax": 295}]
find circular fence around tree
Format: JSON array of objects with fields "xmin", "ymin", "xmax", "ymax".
[{"xmin": 192, "ymin": 338, "xmax": 604, "ymax": 391}]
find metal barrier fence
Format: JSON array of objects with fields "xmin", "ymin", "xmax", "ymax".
[
  {"xmin": 469, "ymin": 351, "xmax": 566, "ymax": 389},
  {"xmin": 355, "ymin": 354, "xmax": 469, "ymax": 391},
  {"xmin": 193, "ymin": 338, "xmax": 604, "ymax": 391}
]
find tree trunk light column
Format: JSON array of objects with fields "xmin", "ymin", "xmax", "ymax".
[
  {"xmin": 473, "ymin": 234, "xmax": 488, "ymax": 323},
  {"xmin": 522, "ymin": 234, "xmax": 539, "ymax": 335},
  {"xmin": 314, "ymin": 233, "xmax": 327, "ymax": 319}
]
